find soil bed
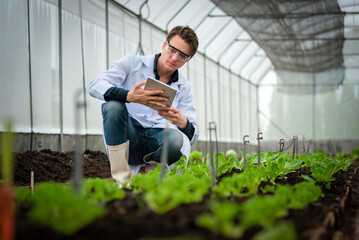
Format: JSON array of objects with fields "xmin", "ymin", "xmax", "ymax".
[
  {"xmin": 12, "ymin": 150, "xmax": 359, "ymax": 240},
  {"xmin": 14, "ymin": 149, "xmax": 111, "ymax": 185}
]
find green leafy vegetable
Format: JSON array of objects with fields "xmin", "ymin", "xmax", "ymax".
[
  {"xmin": 189, "ymin": 151, "xmax": 203, "ymax": 161},
  {"xmin": 25, "ymin": 182, "xmax": 105, "ymax": 235},
  {"xmin": 253, "ymin": 221, "xmax": 298, "ymax": 240},
  {"xmin": 83, "ymin": 178, "xmax": 125, "ymax": 203}
]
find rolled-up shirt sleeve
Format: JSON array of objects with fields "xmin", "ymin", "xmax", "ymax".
[
  {"xmin": 179, "ymin": 120, "xmax": 195, "ymax": 141},
  {"xmin": 104, "ymin": 87, "xmax": 129, "ymax": 103}
]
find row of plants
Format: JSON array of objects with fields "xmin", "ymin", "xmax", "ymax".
[{"xmin": 12, "ymin": 147, "xmax": 358, "ymax": 239}]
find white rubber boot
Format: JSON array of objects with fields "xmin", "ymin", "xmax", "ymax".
[{"xmin": 107, "ymin": 141, "xmax": 133, "ymax": 187}]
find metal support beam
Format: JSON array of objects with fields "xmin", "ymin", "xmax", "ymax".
[
  {"xmin": 203, "ymin": 18, "xmax": 233, "ymax": 54},
  {"xmin": 27, "ymin": 0, "xmax": 34, "ymax": 151},
  {"xmin": 58, "ymin": 0, "xmax": 64, "ymax": 152},
  {"xmin": 165, "ymin": 0, "xmax": 191, "ymax": 33},
  {"xmin": 193, "ymin": 5, "xmax": 216, "ymax": 30},
  {"xmin": 79, "ymin": 0, "xmax": 88, "ymax": 149},
  {"xmin": 106, "ymin": 0, "xmax": 109, "ymax": 67},
  {"xmin": 136, "ymin": 0, "xmax": 148, "ymax": 55}
]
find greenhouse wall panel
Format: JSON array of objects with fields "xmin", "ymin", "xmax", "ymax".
[
  {"xmin": 83, "ymin": 17, "xmax": 107, "ymax": 135},
  {"xmin": 29, "ymin": 0, "xmax": 59, "ymax": 133},
  {"xmin": 62, "ymin": 4, "xmax": 86, "ymax": 134},
  {"xmin": 0, "ymin": 1, "xmax": 28, "ymax": 132}
]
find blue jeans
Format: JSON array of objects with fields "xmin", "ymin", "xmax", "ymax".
[{"xmin": 102, "ymin": 101, "xmax": 183, "ymax": 165}]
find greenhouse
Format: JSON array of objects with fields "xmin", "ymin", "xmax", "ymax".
[{"xmin": 1, "ymin": 0, "xmax": 359, "ymax": 239}]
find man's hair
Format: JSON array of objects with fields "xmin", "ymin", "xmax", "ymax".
[{"xmin": 167, "ymin": 26, "xmax": 199, "ymax": 58}]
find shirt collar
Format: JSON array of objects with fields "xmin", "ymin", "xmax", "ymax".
[{"xmin": 153, "ymin": 53, "xmax": 179, "ymax": 85}]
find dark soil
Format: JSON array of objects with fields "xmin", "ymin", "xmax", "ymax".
[
  {"xmin": 13, "ymin": 149, "xmax": 111, "ymax": 186},
  {"xmin": 11, "ymin": 150, "xmax": 359, "ymax": 240}
]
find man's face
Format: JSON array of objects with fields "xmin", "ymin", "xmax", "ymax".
[{"xmin": 160, "ymin": 35, "xmax": 191, "ymax": 72}]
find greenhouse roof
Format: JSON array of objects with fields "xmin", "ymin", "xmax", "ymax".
[{"xmin": 114, "ymin": 0, "xmax": 359, "ymax": 90}]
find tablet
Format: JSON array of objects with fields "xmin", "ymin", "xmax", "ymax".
[{"xmin": 144, "ymin": 77, "xmax": 177, "ymax": 110}]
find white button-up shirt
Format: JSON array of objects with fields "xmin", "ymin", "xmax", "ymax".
[{"xmin": 89, "ymin": 54, "xmax": 199, "ymax": 159}]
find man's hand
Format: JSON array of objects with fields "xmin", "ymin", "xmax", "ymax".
[
  {"xmin": 126, "ymin": 81, "xmax": 168, "ymax": 109},
  {"xmin": 158, "ymin": 107, "xmax": 188, "ymax": 129}
]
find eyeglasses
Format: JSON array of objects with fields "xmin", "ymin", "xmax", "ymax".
[{"xmin": 165, "ymin": 41, "xmax": 191, "ymax": 62}]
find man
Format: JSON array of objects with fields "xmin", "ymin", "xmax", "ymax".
[{"xmin": 89, "ymin": 26, "xmax": 199, "ymax": 185}]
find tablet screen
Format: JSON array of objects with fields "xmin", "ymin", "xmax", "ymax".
[{"xmin": 144, "ymin": 77, "xmax": 177, "ymax": 110}]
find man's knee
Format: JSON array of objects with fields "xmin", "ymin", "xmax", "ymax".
[
  {"xmin": 167, "ymin": 129, "xmax": 183, "ymax": 153},
  {"xmin": 103, "ymin": 101, "xmax": 127, "ymax": 119}
]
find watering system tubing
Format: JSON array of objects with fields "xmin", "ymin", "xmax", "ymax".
[
  {"xmin": 279, "ymin": 139, "xmax": 285, "ymax": 152},
  {"xmin": 292, "ymin": 136, "xmax": 296, "ymax": 160},
  {"xmin": 307, "ymin": 140, "xmax": 312, "ymax": 154}
]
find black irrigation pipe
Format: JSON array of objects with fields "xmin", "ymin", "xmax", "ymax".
[
  {"xmin": 281, "ymin": 138, "xmax": 294, "ymax": 152},
  {"xmin": 266, "ymin": 137, "xmax": 295, "ymax": 162}
]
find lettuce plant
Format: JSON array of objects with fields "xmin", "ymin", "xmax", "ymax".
[
  {"xmin": 145, "ymin": 174, "xmax": 211, "ymax": 213},
  {"xmin": 15, "ymin": 178, "xmax": 127, "ymax": 235},
  {"xmin": 310, "ymin": 159, "xmax": 342, "ymax": 182},
  {"xmin": 19, "ymin": 182, "xmax": 105, "ymax": 235},
  {"xmin": 83, "ymin": 178, "xmax": 125, "ymax": 203},
  {"xmin": 196, "ymin": 200, "xmax": 243, "ymax": 238},
  {"xmin": 216, "ymin": 154, "xmax": 241, "ymax": 176},
  {"xmin": 197, "ymin": 182, "xmax": 322, "ymax": 239},
  {"xmin": 253, "ymin": 221, "xmax": 298, "ymax": 240},
  {"xmin": 189, "ymin": 150, "xmax": 203, "ymax": 161},
  {"xmin": 213, "ymin": 165, "xmax": 266, "ymax": 198},
  {"xmin": 131, "ymin": 163, "xmax": 211, "ymax": 214},
  {"xmin": 352, "ymin": 147, "xmax": 359, "ymax": 160}
]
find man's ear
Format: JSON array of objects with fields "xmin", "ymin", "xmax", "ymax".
[{"xmin": 162, "ymin": 40, "xmax": 167, "ymax": 50}]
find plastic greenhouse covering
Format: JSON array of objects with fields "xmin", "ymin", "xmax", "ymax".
[{"xmin": 0, "ymin": 0, "xmax": 358, "ymax": 152}]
